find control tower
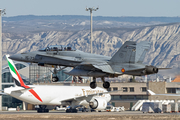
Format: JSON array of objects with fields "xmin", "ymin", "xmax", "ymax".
[{"xmin": 0, "ymin": 9, "xmax": 6, "ymax": 111}]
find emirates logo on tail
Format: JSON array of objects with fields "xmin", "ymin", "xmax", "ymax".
[{"xmin": 6, "ymin": 55, "xmax": 43, "ymax": 102}]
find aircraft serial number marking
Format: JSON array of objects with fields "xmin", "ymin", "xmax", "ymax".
[{"xmin": 25, "ymin": 56, "xmax": 35, "ymax": 60}]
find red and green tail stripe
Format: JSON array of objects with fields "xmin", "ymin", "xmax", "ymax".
[{"xmin": 6, "ymin": 55, "xmax": 43, "ymax": 102}]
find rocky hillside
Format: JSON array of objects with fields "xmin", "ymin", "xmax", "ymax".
[
  {"xmin": 2, "ymin": 23, "xmax": 180, "ymax": 74},
  {"xmin": 4, "ymin": 15, "xmax": 178, "ymax": 33}
]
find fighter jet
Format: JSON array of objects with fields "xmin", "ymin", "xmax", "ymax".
[{"xmin": 9, "ymin": 41, "xmax": 167, "ymax": 89}]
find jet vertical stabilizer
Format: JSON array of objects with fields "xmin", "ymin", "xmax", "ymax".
[
  {"xmin": 110, "ymin": 41, "xmax": 136, "ymax": 63},
  {"xmin": 135, "ymin": 41, "xmax": 151, "ymax": 63}
]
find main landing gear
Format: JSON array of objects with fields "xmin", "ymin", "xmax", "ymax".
[
  {"xmin": 66, "ymin": 108, "xmax": 78, "ymax": 113},
  {"xmin": 51, "ymin": 66, "xmax": 66, "ymax": 82},
  {"xmin": 90, "ymin": 77, "xmax": 97, "ymax": 89},
  {"xmin": 52, "ymin": 76, "xmax": 59, "ymax": 82},
  {"xmin": 90, "ymin": 77, "xmax": 110, "ymax": 89},
  {"xmin": 37, "ymin": 105, "xmax": 49, "ymax": 113}
]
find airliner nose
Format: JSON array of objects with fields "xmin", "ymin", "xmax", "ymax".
[{"xmin": 9, "ymin": 54, "xmax": 24, "ymax": 61}]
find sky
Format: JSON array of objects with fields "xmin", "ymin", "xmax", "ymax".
[{"xmin": 1, "ymin": 0, "xmax": 180, "ymax": 17}]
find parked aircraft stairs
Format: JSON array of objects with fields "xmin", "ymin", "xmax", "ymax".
[{"xmin": 131, "ymin": 100, "xmax": 174, "ymax": 111}]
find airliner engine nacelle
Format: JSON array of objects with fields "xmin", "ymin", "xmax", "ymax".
[
  {"xmin": 89, "ymin": 98, "xmax": 107, "ymax": 110},
  {"xmin": 144, "ymin": 65, "xmax": 158, "ymax": 74}
]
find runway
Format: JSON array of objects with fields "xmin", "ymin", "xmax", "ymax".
[{"xmin": 0, "ymin": 110, "xmax": 180, "ymax": 120}]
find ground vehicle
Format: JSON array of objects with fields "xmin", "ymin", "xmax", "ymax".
[{"xmin": 106, "ymin": 105, "xmax": 125, "ymax": 112}]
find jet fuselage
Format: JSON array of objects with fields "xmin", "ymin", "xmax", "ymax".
[{"xmin": 10, "ymin": 50, "xmax": 110, "ymax": 67}]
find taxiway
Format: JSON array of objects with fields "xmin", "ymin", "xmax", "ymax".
[{"xmin": 0, "ymin": 110, "xmax": 180, "ymax": 120}]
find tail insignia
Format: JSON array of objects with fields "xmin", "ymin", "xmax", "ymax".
[
  {"xmin": 6, "ymin": 55, "xmax": 42, "ymax": 102},
  {"xmin": 121, "ymin": 68, "xmax": 125, "ymax": 73}
]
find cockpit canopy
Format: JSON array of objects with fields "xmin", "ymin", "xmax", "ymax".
[{"xmin": 39, "ymin": 45, "xmax": 76, "ymax": 51}]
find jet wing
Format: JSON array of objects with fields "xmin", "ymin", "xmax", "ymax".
[
  {"xmin": 93, "ymin": 63, "xmax": 114, "ymax": 74},
  {"xmin": 60, "ymin": 90, "xmax": 121, "ymax": 102},
  {"xmin": 80, "ymin": 62, "xmax": 114, "ymax": 74}
]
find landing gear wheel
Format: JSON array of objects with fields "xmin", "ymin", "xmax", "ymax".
[
  {"xmin": 66, "ymin": 109, "xmax": 71, "ymax": 113},
  {"xmin": 90, "ymin": 82, "xmax": 97, "ymax": 89},
  {"xmin": 52, "ymin": 76, "xmax": 59, "ymax": 82},
  {"xmin": 66, "ymin": 109, "xmax": 77, "ymax": 113},
  {"xmin": 72, "ymin": 109, "xmax": 78, "ymax": 113},
  {"xmin": 37, "ymin": 108, "xmax": 49, "ymax": 113},
  {"xmin": 39, "ymin": 105, "xmax": 46, "ymax": 109},
  {"xmin": 103, "ymin": 81, "xmax": 110, "ymax": 89},
  {"xmin": 37, "ymin": 105, "xmax": 49, "ymax": 113}
]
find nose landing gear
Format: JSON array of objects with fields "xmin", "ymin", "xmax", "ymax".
[
  {"xmin": 52, "ymin": 76, "xmax": 59, "ymax": 82},
  {"xmin": 51, "ymin": 66, "xmax": 66, "ymax": 82}
]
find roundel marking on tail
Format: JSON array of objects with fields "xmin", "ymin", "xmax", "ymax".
[{"xmin": 121, "ymin": 68, "xmax": 125, "ymax": 73}]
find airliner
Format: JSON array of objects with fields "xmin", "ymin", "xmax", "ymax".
[{"xmin": 0, "ymin": 55, "xmax": 111, "ymax": 113}]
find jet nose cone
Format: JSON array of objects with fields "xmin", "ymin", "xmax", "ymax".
[{"xmin": 9, "ymin": 54, "xmax": 24, "ymax": 61}]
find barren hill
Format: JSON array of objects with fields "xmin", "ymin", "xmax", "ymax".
[{"xmin": 2, "ymin": 23, "xmax": 180, "ymax": 72}]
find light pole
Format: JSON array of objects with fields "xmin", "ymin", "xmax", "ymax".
[
  {"xmin": 0, "ymin": 9, "xmax": 6, "ymax": 111},
  {"xmin": 86, "ymin": 7, "xmax": 99, "ymax": 83},
  {"xmin": 86, "ymin": 7, "xmax": 99, "ymax": 54}
]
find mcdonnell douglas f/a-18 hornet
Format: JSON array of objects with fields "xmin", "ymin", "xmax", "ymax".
[{"xmin": 9, "ymin": 41, "xmax": 169, "ymax": 89}]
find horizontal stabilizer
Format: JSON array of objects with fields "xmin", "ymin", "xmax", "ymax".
[
  {"xmin": 158, "ymin": 68, "xmax": 171, "ymax": 70},
  {"xmin": 10, "ymin": 87, "xmax": 35, "ymax": 92}
]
